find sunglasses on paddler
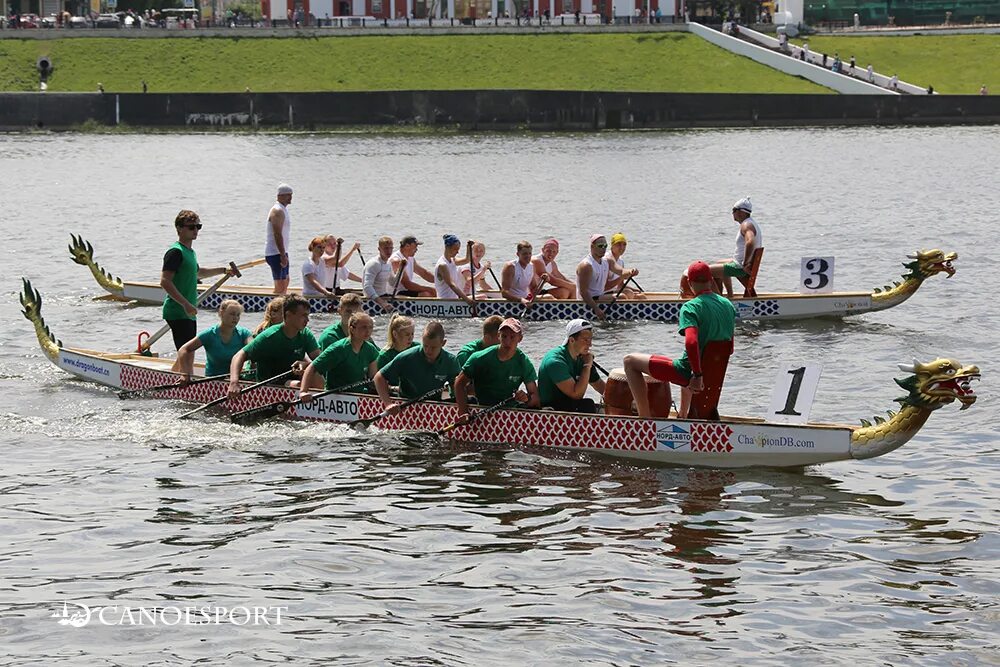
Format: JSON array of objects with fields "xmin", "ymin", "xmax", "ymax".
[{"xmin": 182, "ymin": 223, "xmax": 203, "ymax": 230}]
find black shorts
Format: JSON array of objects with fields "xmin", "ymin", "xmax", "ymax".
[
  {"xmin": 395, "ymin": 290, "xmax": 421, "ymax": 298},
  {"xmin": 546, "ymin": 394, "xmax": 598, "ymax": 414},
  {"xmin": 166, "ymin": 319, "xmax": 197, "ymax": 351}
]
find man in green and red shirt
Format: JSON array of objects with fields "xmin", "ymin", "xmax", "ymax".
[
  {"xmin": 623, "ymin": 261, "xmax": 736, "ymax": 418},
  {"xmin": 159, "ymin": 209, "xmax": 235, "ymax": 350}
]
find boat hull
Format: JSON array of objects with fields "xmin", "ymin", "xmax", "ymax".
[
  {"xmin": 115, "ymin": 281, "xmax": 874, "ymax": 323},
  {"xmin": 55, "ymin": 347, "xmax": 854, "ymax": 468}
]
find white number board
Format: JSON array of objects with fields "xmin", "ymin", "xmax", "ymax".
[
  {"xmin": 800, "ymin": 257, "xmax": 835, "ymax": 294},
  {"xmin": 767, "ymin": 364, "xmax": 822, "ymax": 424}
]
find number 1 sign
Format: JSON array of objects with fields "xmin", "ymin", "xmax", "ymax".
[
  {"xmin": 800, "ymin": 257, "xmax": 835, "ymax": 294},
  {"xmin": 767, "ymin": 364, "xmax": 823, "ymax": 424}
]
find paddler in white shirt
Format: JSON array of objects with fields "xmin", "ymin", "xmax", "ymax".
[{"xmin": 434, "ymin": 234, "xmax": 476, "ymax": 306}]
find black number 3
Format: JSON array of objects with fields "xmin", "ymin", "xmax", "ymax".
[{"xmin": 804, "ymin": 258, "xmax": 830, "ymax": 289}]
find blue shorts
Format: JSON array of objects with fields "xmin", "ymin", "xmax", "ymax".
[{"xmin": 265, "ymin": 254, "xmax": 289, "ymax": 280}]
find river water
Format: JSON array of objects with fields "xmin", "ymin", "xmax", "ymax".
[{"xmin": 0, "ymin": 128, "xmax": 997, "ymax": 664}]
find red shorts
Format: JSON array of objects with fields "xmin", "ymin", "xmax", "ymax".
[{"xmin": 648, "ymin": 355, "xmax": 690, "ymax": 386}]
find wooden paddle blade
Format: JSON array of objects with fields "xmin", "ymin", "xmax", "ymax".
[{"xmin": 230, "ymin": 402, "xmax": 290, "ymax": 425}]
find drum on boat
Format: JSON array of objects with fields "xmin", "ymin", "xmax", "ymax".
[{"xmin": 604, "ymin": 368, "xmax": 671, "ymax": 418}]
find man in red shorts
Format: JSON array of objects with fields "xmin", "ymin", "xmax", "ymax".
[{"xmin": 622, "ymin": 260, "xmax": 736, "ymax": 418}]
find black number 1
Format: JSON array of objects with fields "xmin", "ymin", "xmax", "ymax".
[{"xmin": 777, "ymin": 367, "xmax": 806, "ymax": 415}]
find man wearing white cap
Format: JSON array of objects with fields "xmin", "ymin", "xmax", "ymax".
[
  {"xmin": 537, "ymin": 319, "xmax": 606, "ymax": 413},
  {"xmin": 710, "ymin": 196, "xmax": 763, "ymax": 298},
  {"xmin": 265, "ymin": 183, "xmax": 294, "ymax": 295}
]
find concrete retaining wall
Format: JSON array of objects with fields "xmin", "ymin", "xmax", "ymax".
[
  {"xmin": 3, "ymin": 90, "xmax": 1000, "ymax": 130},
  {"xmin": 688, "ymin": 22, "xmax": 892, "ymax": 95}
]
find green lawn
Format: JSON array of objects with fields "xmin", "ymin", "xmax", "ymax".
[
  {"xmin": 801, "ymin": 34, "xmax": 1000, "ymax": 94},
  {"xmin": 0, "ymin": 33, "xmax": 829, "ymax": 93}
]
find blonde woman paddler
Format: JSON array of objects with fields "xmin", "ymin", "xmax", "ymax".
[
  {"xmin": 172, "ymin": 299, "xmax": 253, "ymax": 381},
  {"xmin": 376, "ymin": 314, "xmax": 417, "ymax": 371}
]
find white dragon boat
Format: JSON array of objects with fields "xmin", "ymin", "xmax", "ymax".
[
  {"xmin": 69, "ymin": 235, "xmax": 957, "ymax": 323},
  {"xmin": 22, "ymin": 279, "xmax": 979, "ymax": 469}
]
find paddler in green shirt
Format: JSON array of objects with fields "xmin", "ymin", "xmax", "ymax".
[
  {"xmin": 374, "ymin": 321, "xmax": 461, "ymax": 411},
  {"xmin": 455, "ymin": 315, "xmax": 503, "ymax": 366},
  {"xmin": 455, "ymin": 318, "xmax": 538, "ymax": 419},
  {"xmin": 160, "ymin": 209, "xmax": 236, "ymax": 350},
  {"xmin": 226, "ymin": 295, "xmax": 322, "ymax": 399},
  {"xmin": 376, "ymin": 314, "xmax": 418, "ymax": 370},
  {"xmin": 537, "ymin": 319, "xmax": 606, "ymax": 414},
  {"xmin": 317, "ymin": 293, "xmax": 364, "ymax": 350},
  {"xmin": 301, "ymin": 312, "xmax": 379, "ymax": 399}
]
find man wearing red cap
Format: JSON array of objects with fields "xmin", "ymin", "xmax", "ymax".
[
  {"xmin": 623, "ymin": 260, "xmax": 736, "ymax": 418},
  {"xmin": 455, "ymin": 317, "xmax": 538, "ymax": 416}
]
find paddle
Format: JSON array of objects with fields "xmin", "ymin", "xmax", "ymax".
[
  {"xmin": 331, "ymin": 239, "xmax": 342, "ymax": 294},
  {"xmin": 348, "ymin": 383, "xmax": 448, "ymax": 430},
  {"xmin": 118, "ymin": 372, "xmax": 230, "ymax": 399},
  {"xmin": 137, "ymin": 261, "xmax": 241, "ymax": 355},
  {"xmin": 628, "ymin": 276, "xmax": 645, "ymax": 293},
  {"xmin": 229, "ymin": 377, "xmax": 373, "ymax": 425},
  {"xmin": 467, "ymin": 241, "xmax": 478, "ymax": 317},
  {"xmin": 438, "ymin": 394, "xmax": 517, "ymax": 436},
  {"xmin": 522, "ymin": 276, "xmax": 547, "ymax": 318},
  {"xmin": 593, "ymin": 360, "xmax": 610, "ymax": 377},
  {"xmin": 178, "ymin": 368, "xmax": 294, "ymax": 420},
  {"xmin": 357, "ymin": 248, "xmax": 366, "ymax": 267},
  {"xmin": 235, "ymin": 257, "xmax": 268, "ymax": 271},
  {"xmin": 391, "ymin": 258, "xmax": 406, "ymax": 297},
  {"xmin": 487, "ymin": 266, "xmax": 502, "ymax": 291}
]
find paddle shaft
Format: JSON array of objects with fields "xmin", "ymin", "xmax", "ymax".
[
  {"xmin": 118, "ymin": 372, "xmax": 230, "ymax": 399},
  {"xmin": 467, "ymin": 241, "xmax": 478, "ymax": 317},
  {"xmin": 357, "ymin": 249, "xmax": 366, "ymax": 267},
  {"xmin": 438, "ymin": 394, "xmax": 516, "ymax": 436},
  {"xmin": 628, "ymin": 276, "xmax": 645, "ymax": 292},
  {"xmin": 179, "ymin": 368, "xmax": 293, "ymax": 420},
  {"xmin": 522, "ymin": 277, "xmax": 547, "ymax": 317},
  {"xmin": 236, "ymin": 257, "xmax": 268, "ymax": 271},
  {"xmin": 230, "ymin": 378, "xmax": 373, "ymax": 424},
  {"xmin": 593, "ymin": 360, "xmax": 610, "ymax": 377},
  {"xmin": 139, "ymin": 261, "xmax": 241, "ymax": 353},
  {"xmin": 351, "ymin": 383, "xmax": 447, "ymax": 429},
  {"xmin": 391, "ymin": 258, "xmax": 406, "ymax": 297},
  {"xmin": 331, "ymin": 240, "xmax": 342, "ymax": 294},
  {"xmin": 487, "ymin": 266, "xmax": 501, "ymax": 291}
]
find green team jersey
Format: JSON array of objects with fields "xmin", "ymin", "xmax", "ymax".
[
  {"xmin": 242, "ymin": 324, "xmax": 319, "ymax": 382},
  {"xmin": 674, "ymin": 291, "xmax": 736, "ymax": 377},
  {"xmin": 456, "ymin": 338, "xmax": 487, "ymax": 367},
  {"xmin": 376, "ymin": 342, "xmax": 419, "ymax": 371},
  {"xmin": 318, "ymin": 321, "xmax": 349, "ymax": 350},
  {"xmin": 380, "ymin": 345, "xmax": 461, "ymax": 400},
  {"xmin": 162, "ymin": 242, "xmax": 198, "ymax": 322},
  {"xmin": 311, "ymin": 337, "xmax": 379, "ymax": 390},
  {"xmin": 461, "ymin": 345, "xmax": 537, "ymax": 407},
  {"xmin": 537, "ymin": 344, "xmax": 600, "ymax": 406}
]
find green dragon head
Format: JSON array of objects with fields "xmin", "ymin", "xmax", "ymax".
[
  {"xmin": 904, "ymin": 249, "xmax": 957, "ymax": 281},
  {"xmin": 895, "ymin": 358, "xmax": 980, "ymax": 411}
]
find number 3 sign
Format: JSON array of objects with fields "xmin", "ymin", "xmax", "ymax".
[
  {"xmin": 768, "ymin": 364, "xmax": 823, "ymax": 424},
  {"xmin": 800, "ymin": 257, "xmax": 835, "ymax": 293}
]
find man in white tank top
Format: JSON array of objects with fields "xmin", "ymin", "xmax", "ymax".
[
  {"xmin": 502, "ymin": 240, "xmax": 550, "ymax": 306},
  {"xmin": 264, "ymin": 183, "xmax": 293, "ymax": 295},
  {"xmin": 530, "ymin": 238, "xmax": 576, "ymax": 299},
  {"xmin": 434, "ymin": 235, "xmax": 476, "ymax": 305},
  {"xmin": 710, "ymin": 196, "xmax": 764, "ymax": 298},
  {"xmin": 576, "ymin": 234, "xmax": 638, "ymax": 320},
  {"xmin": 389, "ymin": 235, "xmax": 436, "ymax": 297}
]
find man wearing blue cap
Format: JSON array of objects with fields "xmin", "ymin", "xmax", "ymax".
[
  {"xmin": 537, "ymin": 319, "xmax": 606, "ymax": 413},
  {"xmin": 434, "ymin": 234, "xmax": 475, "ymax": 305}
]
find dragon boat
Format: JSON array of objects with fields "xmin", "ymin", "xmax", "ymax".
[
  {"xmin": 70, "ymin": 235, "xmax": 957, "ymax": 323},
  {"xmin": 22, "ymin": 278, "xmax": 979, "ymax": 469}
]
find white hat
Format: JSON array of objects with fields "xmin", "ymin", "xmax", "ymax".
[
  {"xmin": 732, "ymin": 196, "xmax": 752, "ymax": 212},
  {"xmin": 277, "ymin": 183, "xmax": 293, "ymax": 195},
  {"xmin": 566, "ymin": 319, "xmax": 592, "ymax": 338}
]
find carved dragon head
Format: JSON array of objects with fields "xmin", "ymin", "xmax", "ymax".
[
  {"xmin": 68, "ymin": 234, "xmax": 124, "ymax": 293},
  {"xmin": 20, "ymin": 278, "xmax": 62, "ymax": 361},
  {"xmin": 905, "ymin": 249, "xmax": 957, "ymax": 281},
  {"xmin": 895, "ymin": 358, "xmax": 980, "ymax": 411}
]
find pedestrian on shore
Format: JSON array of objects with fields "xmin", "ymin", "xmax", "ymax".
[
  {"xmin": 867, "ymin": 64, "xmax": 874, "ymax": 82},
  {"xmin": 981, "ymin": 84, "xmax": 989, "ymax": 96},
  {"xmin": 889, "ymin": 74, "xmax": 899, "ymax": 92}
]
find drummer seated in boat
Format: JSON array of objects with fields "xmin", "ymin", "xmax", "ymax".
[
  {"xmin": 454, "ymin": 318, "xmax": 539, "ymax": 421},
  {"xmin": 709, "ymin": 196, "xmax": 763, "ymax": 298},
  {"xmin": 576, "ymin": 234, "xmax": 639, "ymax": 321},
  {"xmin": 318, "ymin": 293, "xmax": 364, "ymax": 350},
  {"xmin": 300, "ymin": 312, "xmax": 379, "ymax": 400},
  {"xmin": 531, "ymin": 238, "xmax": 576, "ymax": 299},
  {"xmin": 622, "ymin": 261, "xmax": 736, "ymax": 418},
  {"xmin": 374, "ymin": 321, "xmax": 462, "ymax": 415},
  {"xmin": 501, "ymin": 241, "xmax": 554, "ymax": 306},
  {"xmin": 173, "ymin": 299, "xmax": 253, "ymax": 382},
  {"xmin": 537, "ymin": 319, "xmax": 605, "ymax": 414},
  {"xmin": 390, "ymin": 235, "xmax": 436, "ymax": 297},
  {"xmin": 227, "ymin": 295, "xmax": 321, "ymax": 399},
  {"xmin": 434, "ymin": 234, "xmax": 476, "ymax": 305}
]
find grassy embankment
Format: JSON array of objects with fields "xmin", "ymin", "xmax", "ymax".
[
  {"xmin": 801, "ymin": 34, "xmax": 1000, "ymax": 94},
  {"xmin": 0, "ymin": 33, "xmax": 830, "ymax": 93}
]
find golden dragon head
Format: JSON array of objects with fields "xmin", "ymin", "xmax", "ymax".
[
  {"xmin": 895, "ymin": 358, "xmax": 980, "ymax": 411},
  {"xmin": 905, "ymin": 249, "xmax": 957, "ymax": 281},
  {"xmin": 68, "ymin": 234, "xmax": 124, "ymax": 293},
  {"xmin": 20, "ymin": 278, "xmax": 62, "ymax": 361}
]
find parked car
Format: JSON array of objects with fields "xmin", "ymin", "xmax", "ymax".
[
  {"xmin": 67, "ymin": 15, "xmax": 89, "ymax": 28},
  {"xmin": 41, "ymin": 14, "xmax": 59, "ymax": 27},
  {"xmin": 19, "ymin": 13, "xmax": 41, "ymax": 28},
  {"xmin": 95, "ymin": 13, "xmax": 121, "ymax": 28}
]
